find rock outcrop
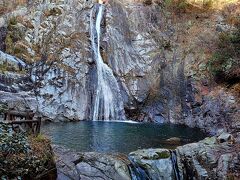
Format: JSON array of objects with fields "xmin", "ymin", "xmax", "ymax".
[
  {"xmin": 53, "ymin": 145, "xmax": 131, "ymax": 180},
  {"xmin": 0, "ymin": 91, "xmax": 37, "ymax": 113},
  {"xmin": 176, "ymin": 135, "xmax": 240, "ymax": 179},
  {"xmin": 128, "ymin": 149, "xmax": 175, "ymax": 180}
]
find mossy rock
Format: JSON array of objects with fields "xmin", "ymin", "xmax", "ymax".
[
  {"xmin": 155, "ymin": 150, "xmax": 171, "ymax": 159},
  {"xmin": 202, "ymin": 137, "xmax": 217, "ymax": 145},
  {"xmin": 130, "ymin": 149, "xmax": 170, "ymax": 160}
]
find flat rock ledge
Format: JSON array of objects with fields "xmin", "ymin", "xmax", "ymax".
[
  {"xmin": 53, "ymin": 145, "xmax": 131, "ymax": 180},
  {"xmin": 53, "ymin": 133, "xmax": 240, "ymax": 180}
]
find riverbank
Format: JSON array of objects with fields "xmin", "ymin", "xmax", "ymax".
[
  {"xmin": 54, "ymin": 133, "xmax": 240, "ymax": 179},
  {"xmin": 1, "ymin": 122, "xmax": 239, "ymax": 179}
]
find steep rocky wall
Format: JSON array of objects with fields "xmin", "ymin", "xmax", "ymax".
[
  {"xmin": 0, "ymin": 0, "xmax": 239, "ymax": 133},
  {"xmin": 0, "ymin": 1, "xmax": 93, "ymax": 120},
  {"xmin": 104, "ymin": 0, "xmax": 239, "ymax": 133}
]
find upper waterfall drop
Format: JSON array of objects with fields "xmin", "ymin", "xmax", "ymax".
[{"xmin": 90, "ymin": 4, "xmax": 125, "ymax": 121}]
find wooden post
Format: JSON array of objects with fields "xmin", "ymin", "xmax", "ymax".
[{"xmin": 36, "ymin": 117, "xmax": 41, "ymax": 134}]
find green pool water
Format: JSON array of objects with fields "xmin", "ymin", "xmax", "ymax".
[{"xmin": 41, "ymin": 121, "xmax": 207, "ymax": 154}]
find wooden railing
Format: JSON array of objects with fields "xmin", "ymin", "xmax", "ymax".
[{"xmin": 2, "ymin": 109, "xmax": 41, "ymax": 135}]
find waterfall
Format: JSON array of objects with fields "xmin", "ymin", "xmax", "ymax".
[
  {"xmin": 90, "ymin": 4, "xmax": 125, "ymax": 121},
  {"xmin": 170, "ymin": 150, "xmax": 181, "ymax": 180},
  {"xmin": 128, "ymin": 156, "xmax": 151, "ymax": 180}
]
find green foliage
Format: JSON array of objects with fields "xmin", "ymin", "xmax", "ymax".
[
  {"xmin": 49, "ymin": 7, "xmax": 62, "ymax": 16},
  {"xmin": 143, "ymin": 0, "xmax": 152, "ymax": 6},
  {"xmin": 8, "ymin": 17, "xmax": 17, "ymax": 26},
  {"xmin": 5, "ymin": 17, "xmax": 25, "ymax": 55},
  {"xmin": 34, "ymin": 133, "xmax": 46, "ymax": 142},
  {"xmin": 156, "ymin": 151, "xmax": 170, "ymax": 159},
  {"xmin": 164, "ymin": 0, "xmax": 172, "ymax": 7},
  {"xmin": 5, "ymin": 34, "xmax": 14, "ymax": 54},
  {"xmin": 0, "ymin": 63, "xmax": 8, "ymax": 73},
  {"xmin": 0, "ymin": 124, "xmax": 31, "ymax": 154},
  {"xmin": 164, "ymin": 0, "xmax": 214, "ymax": 13},
  {"xmin": 178, "ymin": 0, "xmax": 188, "ymax": 10},
  {"xmin": 0, "ymin": 61, "xmax": 21, "ymax": 73},
  {"xmin": 0, "ymin": 124, "xmax": 54, "ymax": 179},
  {"xmin": 208, "ymin": 27, "xmax": 240, "ymax": 83}
]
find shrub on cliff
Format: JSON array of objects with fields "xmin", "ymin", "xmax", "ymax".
[
  {"xmin": 5, "ymin": 17, "xmax": 26, "ymax": 56},
  {"xmin": 0, "ymin": 103, "xmax": 8, "ymax": 114},
  {"xmin": 164, "ymin": 0, "xmax": 190, "ymax": 12},
  {"xmin": 164, "ymin": 0, "xmax": 215, "ymax": 13},
  {"xmin": 143, "ymin": 0, "xmax": 153, "ymax": 5},
  {"xmin": 208, "ymin": 24, "xmax": 240, "ymax": 84}
]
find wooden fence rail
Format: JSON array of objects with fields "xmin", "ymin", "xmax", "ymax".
[{"xmin": 2, "ymin": 109, "xmax": 41, "ymax": 135}]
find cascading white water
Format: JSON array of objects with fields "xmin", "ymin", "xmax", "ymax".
[{"xmin": 90, "ymin": 4, "xmax": 125, "ymax": 121}]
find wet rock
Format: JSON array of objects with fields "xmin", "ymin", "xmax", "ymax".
[
  {"xmin": 129, "ymin": 149, "xmax": 175, "ymax": 180},
  {"xmin": 217, "ymin": 153, "xmax": 234, "ymax": 179},
  {"xmin": 217, "ymin": 132, "xmax": 234, "ymax": 144},
  {"xmin": 165, "ymin": 137, "xmax": 181, "ymax": 145},
  {"xmin": 53, "ymin": 135, "xmax": 240, "ymax": 180},
  {"xmin": 176, "ymin": 137, "xmax": 240, "ymax": 179}
]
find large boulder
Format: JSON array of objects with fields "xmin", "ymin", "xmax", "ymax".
[
  {"xmin": 53, "ymin": 135, "xmax": 240, "ymax": 180},
  {"xmin": 129, "ymin": 149, "xmax": 175, "ymax": 180},
  {"xmin": 176, "ymin": 136, "xmax": 240, "ymax": 179}
]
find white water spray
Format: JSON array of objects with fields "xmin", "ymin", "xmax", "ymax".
[{"xmin": 90, "ymin": 4, "xmax": 125, "ymax": 121}]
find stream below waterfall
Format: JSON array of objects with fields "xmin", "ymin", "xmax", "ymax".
[{"xmin": 42, "ymin": 121, "xmax": 207, "ymax": 154}]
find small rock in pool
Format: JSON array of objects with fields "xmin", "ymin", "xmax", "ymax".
[{"xmin": 165, "ymin": 137, "xmax": 182, "ymax": 145}]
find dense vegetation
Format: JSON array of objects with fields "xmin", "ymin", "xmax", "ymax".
[
  {"xmin": 208, "ymin": 23, "xmax": 240, "ymax": 85},
  {"xmin": 0, "ymin": 124, "xmax": 56, "ymax": 179}
]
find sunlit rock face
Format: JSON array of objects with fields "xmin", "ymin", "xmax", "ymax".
[
  {"xmin": 104, "ymin": 0, "xmax": 167, "ymax": 119},
  {"xmin": 30, "ymin": 0, "xmax": 93, "ymax": 121},
  {"xmin": 105, "ymin": 0, "xmax": 198, "ymax": 124}
]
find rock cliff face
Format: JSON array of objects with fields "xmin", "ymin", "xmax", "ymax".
[{"xmin": 0, "ymin": 0, "xmax": 239, "ymax": 133}]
